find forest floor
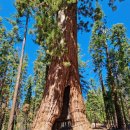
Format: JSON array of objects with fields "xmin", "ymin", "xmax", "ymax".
[
  {"xmin": 93, "ymin": 128, "xmax": 107, "ymax": 130},
  {"xmin": 92, "ymin": 127, "xmax": 107, "ymax": 130},
  {"xmin": 91, "ymin": 123, "xmax": 107, "ymax": 130}
]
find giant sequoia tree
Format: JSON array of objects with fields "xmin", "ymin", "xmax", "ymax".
[
  {"xmin": 30, "ymin": 0, "xmax": 125, "ymax": 130},
  {"xmin": 32, "ymin": 1, "xmax": 91, "ymax": 130}
]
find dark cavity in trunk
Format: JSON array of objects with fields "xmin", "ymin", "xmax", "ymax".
[{"xmin": 52, "ymin": 86, "xmax": 72, "ymax": 130}]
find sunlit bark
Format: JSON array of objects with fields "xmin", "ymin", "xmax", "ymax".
[{"xmin": 32, "ymin": 3, "xmax": 91, "ymax": 130}]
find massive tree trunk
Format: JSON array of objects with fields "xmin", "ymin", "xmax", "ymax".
[{"xmin": 32, "ymin": 3, "xmax": 91, "ymax": 130}]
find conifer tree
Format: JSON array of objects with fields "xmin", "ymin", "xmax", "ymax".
[
  {"xmin": 31, "ymin": 1, "xmax": 92, "ymax": 129},
  {"xmin": 78, "ymin": 47, "xmax": 89, "ymax": 94},
  {"xmin": 86, "ymin": 86, "xmax": 105, "ymax": 127},
  {"xmin": 0, "ymin": 17, "xmax": 20, "ymax": 130},
  {"xmin": 31, "ymin": 1, "xmax": 125, "ymax": 130},
  {"xmin": 108, "ymin": 24, "xmax": 130, "ymax": 128},
  {"xmin": 89, "ymin": 4, "xmax": 110, "ymax": 125},
  {"xmin": 13, "ymin": 55, "xmax": 28, "ymax": 130},
  {"xmin": 7, "ymin": 1, "xmax": 30, "ymax": 129},
  {"xmin": 22, "ymin": 76, "xmax": 33, "ymax": 130},
  {"xmin": 89, "ymin": 4, "xmax": 130, "ymax": 129},
  {"xmin": 90, "ymin": 14, "xmax": 130, "ymax": 129},
  {"xmin": 33, "ymin": 47, "xmax": 46, "ymax": 112}
]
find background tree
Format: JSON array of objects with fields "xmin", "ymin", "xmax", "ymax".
[
  {"xmin": 89, "ymin": 4, "xmax": 110, "ymax": 126},
  {"xmin": 0, "ymin": 17, "xmax": 20, "ymax": 130},
  {"xmin": 33, "ymin": 47, "xmax": 46, "ymax": 114},
  {"xmin": 7, "ymin": 0, "xmax": 30, "ymax": 129},
  {"xmin": 90, "ymin": 13, "xmax": 130, "ymax": 128},
  {"xmin": 108, "ymin": 24, "xmax": 130, "ymax": 128},
  {"xmin": 22, "ymin": 76, "xmax": 33, "ymax": 130},
  {"xmin": 86, "ymin": 85, "xmax": 106, "ymax": 127}
]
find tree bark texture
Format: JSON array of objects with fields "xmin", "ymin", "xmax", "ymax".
[{"xmin": 32, "ymin": 3, "xmax": 91, "ymax": 130}]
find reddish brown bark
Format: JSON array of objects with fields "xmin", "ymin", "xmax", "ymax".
[{"xmin": 32, "ymin": 3, "xmax": 91, "ymax": 130}]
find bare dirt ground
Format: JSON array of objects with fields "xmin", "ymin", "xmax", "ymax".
[
  {"xmin": 93, "ymin": 128, "xmax": 107, "ymax": 130},
  {"xmin": 91, "ymin": 123, "xmax": 107, "ymax": 130},
  {"xmin": 92, "ymin": 127, "xmax": 107, "ymax": 130}
]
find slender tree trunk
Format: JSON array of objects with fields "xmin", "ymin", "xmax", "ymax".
[
  {"xmin": 115, "ymin": 73, "xmax": 127, "ymax": 128},
  {"xmin": 113, "ymin": 91, "xmax": 124, "ymax": 129},
  {"xmin": 0, "ymin": 70, "xmax": 6, "ymax": 107},
  {"xmin": 0, "ymin": 112, "xmax": 5, "ymax": 130},
  {"xmin": 120, "ymin": 94, "xmax": 128, "ymax": 128},
  {"xmin": 32, "ymin": 3, "xmax": 91, "ymax": 130},
  {"xmin": 0, "ymin": 79, "xmax": 4, "ymax": 106},
  {"xmin": 0, "ymin": 79, "xmax": 5, "ymax": 129},
  {"xmin": 98, "ymin": 69, "xmax": 109, "ymax": 125},
  {"xmin": 7, "ymin": 13, "xmax": 29, "ymax": 130},
  {"xmin": 24, "ymin": 113, "xmax": 28, "ymax": 130},
  {"xmin": 0, "ymin": 71, "xmax": 9, "ymax": 129},
  {"xmin": 105, "ymin": 44, "xmax": 124, "ymax": 129},
  {"xmin": 115, "ymin": 74, "xmax": 127, "ymax": 128}
]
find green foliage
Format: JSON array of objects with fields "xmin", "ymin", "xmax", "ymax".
[
  {"xmin": 94, "ymin": 3, "xmax": 104, "ymax": 21},
  {"xmin": 78, "ymin": 46, "xmax": 89, "ymax": 94},
  {"xmin": 24, "ymin": 76, "xmax": 33, "ymax": 105},
  {"xmin": 27, "ymin": 0, "xmax": 77, "ymax": 63},
  {"xmin": 33, "ymin": 47, "xmax": 46, "ymax": 111},
  {"xmin": 0, "ymin": 18, "xmax": 19, "ymax": 103},
  {"xmin": 0, "ymin": 0, "xmax": 30, "ymax": 128},
  {"xmin": 90, "ymin": 8, "xmax": 130, "ymax": 126},
  {"xmin": 78, "ymin": 0, "xmax": 124, "ymax": 31},
  {"xmin": 89, "ymin": 5, "xmax": 106, "ymax": 73},
  {"xmin": 33, "ymin": 4, "xmax": 64, "ymax": 61},
  {"xmin": 15, "ymin": 0, "xmax": 33, "ymax": 17},
  {"xmin": 63, "ymin": 61, "xmax": 71, "ymax": 67},
  {"xmin": 0, "ymin": 17, "xmax": 21, "ymax": 130},
  {"xmin": 67, "ymin": 0, "xmax": 76, "ymax": 4},
  {"xmin": 86, "ymin": 87, "xmax": 106, "ymax": 123},
  {"xmin": 109, "ymin": 24, "xmax": 130, "ymax": 121}
]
